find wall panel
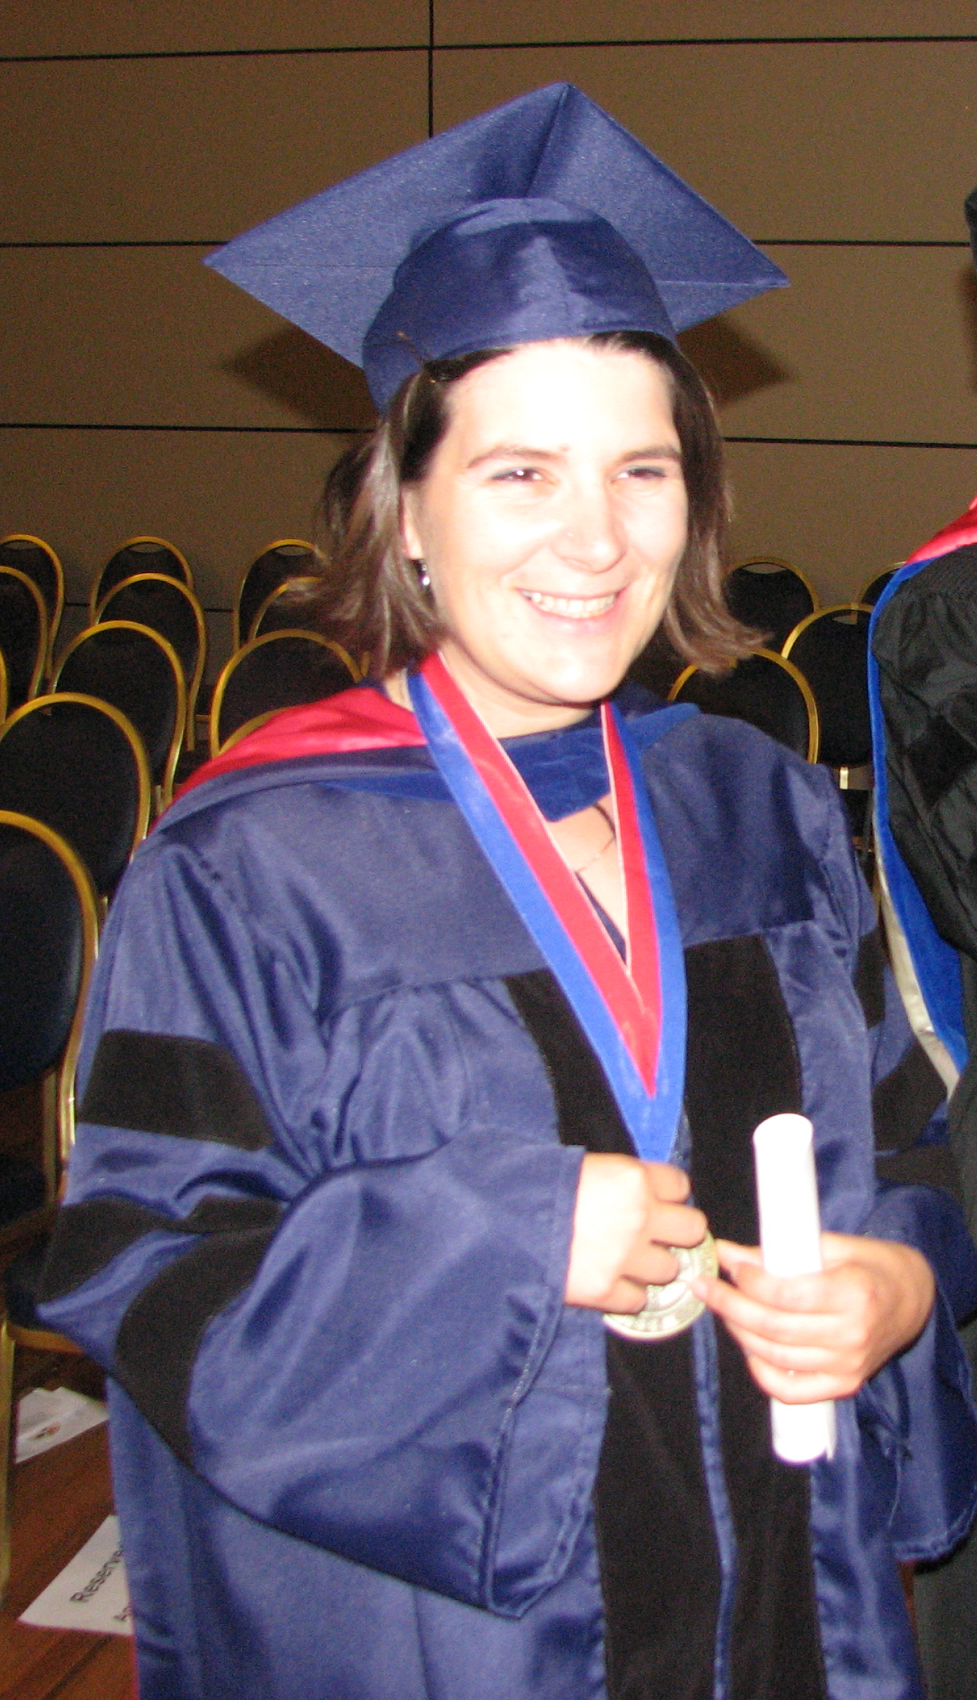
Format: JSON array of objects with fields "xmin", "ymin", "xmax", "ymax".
[
  {"xmin": 0, "ymin": 425, "xmax": 352, "ymax": 613},
  {"xmin": 724, "ymin": 442, "xmax": 977, "ymax": 602},
  {"xmin": 0, "ymin": 250, "xmax": 374, "ymax": 430},
  {"xmin": 0, "ymin": 2, "xmax": 427, "ymax": 56},
  {"xmin": 436, "ymin": 1, "xmax": 977, "ymax": 46},
  {"xmin": 434, "ymin": 43, "xmax": 977, "ymax": 240},
  {"xmin": 690, "ymin": 246, "xmax": 977, "ymax": 444},
  {"xmin": 6, "ymin": 244, "xmax": 975, "ymax": 447},
  {"xmin": 0, "ymin": 52, "xmax": 428, "ymax": 242}
]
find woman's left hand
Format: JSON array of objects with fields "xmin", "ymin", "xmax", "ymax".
[{"xmin": 692, "ymin": 1235, "xmax": 936, "ymax": 1403}]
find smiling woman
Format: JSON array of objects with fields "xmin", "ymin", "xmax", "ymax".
[
  {"xmin": 37, "ymin": 83, "xmax": 977, "ymax": 1700},
  {"xmin": 318, "ymin": 327, "xmax": 746, "ymax": 697}
]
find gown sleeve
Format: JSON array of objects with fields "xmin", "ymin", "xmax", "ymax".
[
  {"xmin": 38, "ymin": 824, "xmax": 609, "ymax": 1617},
  {"xmin": 827, "ymin": 790, "xmax": 977, "ymax": 1559}
]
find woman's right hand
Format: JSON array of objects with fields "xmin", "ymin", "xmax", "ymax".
[{"xmin": 565, "ymin": 1153, "xmax": 708, "ymax": 1312}]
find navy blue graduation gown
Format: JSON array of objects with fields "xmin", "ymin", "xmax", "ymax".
[{"xmin": 39, "ymin": 690, "xmax": 977, "ymax": 1700}]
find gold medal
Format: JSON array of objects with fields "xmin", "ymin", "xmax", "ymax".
[{"xmin": 603, "ymin": 1232, "xmax": 718, "ymax": 1341}]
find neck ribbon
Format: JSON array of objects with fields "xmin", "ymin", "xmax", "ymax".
[{"xmin": 409, "ymin": 653, "xmax": 686, "ymax": 1164}]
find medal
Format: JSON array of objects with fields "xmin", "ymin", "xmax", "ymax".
[{"xmin": 603, "ymin": 1232, "xmax": 718, "ymax": 1341}]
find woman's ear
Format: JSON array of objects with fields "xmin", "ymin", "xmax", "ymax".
[{"xmin": 400, "ymin": 488, "xmax": 423, "ymax": 561}]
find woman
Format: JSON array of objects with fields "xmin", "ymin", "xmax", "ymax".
[{"xmin": 40, "ymin": 86, "xmax": 977, "ymax": 1700}]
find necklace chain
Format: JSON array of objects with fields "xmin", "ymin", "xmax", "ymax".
[{"xmin": 570, "ymin": 800, "xmax": 617, "ymax": 875}]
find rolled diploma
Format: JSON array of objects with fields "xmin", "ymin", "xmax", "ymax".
[{"xmin": 752, "ymin": 1113, "xmax": 836, "ymax": 1463}]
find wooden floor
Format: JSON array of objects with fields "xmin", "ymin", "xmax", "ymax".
[{"xmin": 0, "ymin": 1351, "xmax": 133, "ymax": 1700}]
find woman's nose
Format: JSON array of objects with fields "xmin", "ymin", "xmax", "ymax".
[{"xmin": 552, "ymin": 485, "xmax": 625, "ymax": 572}]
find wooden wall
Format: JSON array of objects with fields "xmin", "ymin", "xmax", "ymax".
[{"xmin": 3, "ymin": 1, "xmax": 977, "ymax": 680}]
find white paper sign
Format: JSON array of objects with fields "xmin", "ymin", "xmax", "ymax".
[
  {"xmin": 16, "ymin": 1387, "xmax": 108, "ymax": 1462},
  {"xmin": 752, "ymin": 1112, "xmax": 836, "ymax": 1463},
  {"xmin": 20, "ymin": 1514, "xmax": 132, "ymax": 1636}
]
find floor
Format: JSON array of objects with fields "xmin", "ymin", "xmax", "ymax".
[{"xmin": 0, "ymin": 1349, "xmax": 133, "ymax": 1700}]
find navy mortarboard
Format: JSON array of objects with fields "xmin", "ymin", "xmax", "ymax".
[{"xmin": 207, "ymin": 82, "xmax": 787, "ymax": 411}]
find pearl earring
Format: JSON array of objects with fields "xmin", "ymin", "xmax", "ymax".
[{"xmin": 416, "ymin": 561, "xmax": 431, "ymax": 591}]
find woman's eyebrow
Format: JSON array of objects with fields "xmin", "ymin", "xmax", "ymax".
[
  {"xmin": 466, "ymin": 441, "xmax": 683, "ymax": 469},
  {"xmin": 621, "ymin": 444, "xmax": 682, "ymax": 462},
  {"xmin": 466, "ymin": 443, "xmax": 564, "ymax": 468}
]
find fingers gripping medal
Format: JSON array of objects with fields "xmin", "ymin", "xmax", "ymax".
[{"xmin": 604, "ymin": 1232, "xmax": 718, "ymax": 1340}]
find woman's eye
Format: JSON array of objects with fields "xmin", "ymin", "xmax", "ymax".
[
  {"xmin": 623, "ymin": 463, "xmax": 669, "ymax": 481},
  {"xmin": 491, "ymin": 466, "xmax": 541, "ymax": 483}
]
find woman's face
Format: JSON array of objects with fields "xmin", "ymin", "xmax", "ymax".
[{"xmin": 400, "ymin": 339, "xmax": 688, "ymax": 737}]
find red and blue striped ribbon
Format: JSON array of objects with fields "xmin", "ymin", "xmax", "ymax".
[{"xmin": 410, "ymin": 652, "xmax": 686, "ymax": 1164}]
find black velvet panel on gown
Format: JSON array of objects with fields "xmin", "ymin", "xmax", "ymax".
[{"xmin": 507, "ymin": 938, "xmax": 827, "ymax": 1700}]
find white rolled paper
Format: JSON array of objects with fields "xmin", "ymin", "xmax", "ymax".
[{"xmin": 752, "ymin": 1113, "xmax": 836, "ymax": 1464}]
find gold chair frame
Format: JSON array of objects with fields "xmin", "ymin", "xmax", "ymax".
[
  {"xmin": 248, "ymin": 575, "xmax": 324, "ymax": 643},
  {"xmin": 209, "ymin": 628, "xmax": 361, "ymax": 758},
  {"xmin": 53, "ymin": 620, "xmax": 187, "ymax": 812},
  {"xmin": 668, "ymin": 647, "xmax": 821, "ymax": 763},
  {"xmin": 0, "ymin": 693, "xmax": 152, "ymax": 907},
  {"xmin": 730, "ymin": 555, "xmax": 821, "ymax": 611},
  {"xmin": 234, "ymin": 539, "xmax": 316, "ymax": 650},
  {"xmin": 0, "ymin": 566, "xmax": 49, "ymax": 703},
  {"xmin": 782, "ymin": 603, "xmax": 874, "ymax": 796},
  {"xmin": 96, "ymin": 572, "xmax": 207, "ymax": 751},
  {"xmin": 89, "ymin": 534, "xmax": 195, "ymax": 623},
  {"xmin": 0, "ymin": 535, "xmax": 65, "ymax": 673},
  {"xmin": 217, "ymin": 709, "xmax": 281, "ymax": 755},
  {"xmin": 0, "ymin": 810, "xmax": 99, "ymax": 1599}
]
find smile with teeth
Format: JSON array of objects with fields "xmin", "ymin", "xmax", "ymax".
[{"xmin": 521, "ymin": 589, "xmax": 619, "ymax": 619}]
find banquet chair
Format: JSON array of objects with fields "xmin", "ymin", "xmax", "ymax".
[
  {"xmin": 0, "ymin": 810, "xmax": 98, "ymax": 1599},
  {"xmin": 0, "ymin": 567, "xmax": 48, "ymax": 711},
  {"xmin": 783, "ymin": 603, "xmax": 874, "ymax": 851},
  {"xmin": 858, "ymin": 566, "xmax": 901, "ymax": 608},
  {"xmin": 0, "ymin": 694, "xmax": 151, "ymax": 905},
  {"xmin": 235, "ymin": 541, "xmax": 316, "ymax": 650},
  {"xmin": 250, "ymin": 575, "xmax": 324, "ymax": 640},
  {"xmin": 210, "ymin": 629, "xmax": 360, "ymax": 756},
  {"xmin": 53, "ymin": 621, "xmax": 186, "ymax": 811},
  {"xmin": 217, "ymin": 709, "xmax": 280, "ymax": 755},
  {"xmin": 725, "ymin": 557, "xmax": 819, "ymax": 651},
  {"xmin": 96, "ymin": 572, "xmax": 207, "ymax": 750},
  {"xmin": 0, "ymin": 536, "xmax": 64, "ymax": 671},
  {"xmin": 668, "ymin": 648, "xmax": 820, "ymax": 761},
  {"xmin": 89, "ymin": 535, "xmax": 194, "ymax": 622}
]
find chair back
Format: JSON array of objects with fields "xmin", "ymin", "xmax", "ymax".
[
  {"xmin": 236, "ymin": 541, "xmax": 316, "ymax": 649},
  {"xmin": 726, "ymin": 558, "xmax": 818, "ymax": 651},
  {"xmin": 52, "ymin": 621, "xmax": 186, "ymax": 808},
  {"xmin": 96, "ymin": 573, "xmax": 206, "ymax": 749},
  {"xmin": 250, "ymin": 576, "xmax": 325, "ymax": 640},
  {"xmin": 0, "ymin": 811, "xmax": 98, "ymax": 1177},
  {"xmin": 669, "ymin": 648, "xmax": 820, "ymax": 761},
  {"xmin": 858, "ymin": 566, "xmax": 900, "ymax": 608},
  {"xmin": 210, "ymin": 630, "xmax": 359, "ymax": 756},
  {"xmin": 0, "ymin": 695, "xmax": 150, "ymax": 899},
  {"xmin": 782, "ymin": 604, "xmax": 873, "ymax": 769},
  {"xmin": 90, "ymin": 536, "xmax": 194, "ymax": 621},
  {"xmin": 0, "ymin": 536, "xmax": 64, "ymax": 668},
  {"xmin": 0, "ymin": 567, "xmax": 48, "ymax": 710}
]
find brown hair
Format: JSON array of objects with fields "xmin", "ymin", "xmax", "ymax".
[{"xmin": 312, "ymin": 332, "xmax": 759, "ymax": 678}]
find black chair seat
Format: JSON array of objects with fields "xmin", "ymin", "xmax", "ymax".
[
  {"xmin": 0, "ymin": 695, "xmax": 150, "ymax": 899},
  {"xmin": 0, "ymin": 1158, "xmax": 45, "ymax": 1234},
  {"xmin": 236, "ymin": 542, "xmax": 315, "ymax": 649},
  {"xmin": 4, "ymin": 1234, "xmax": 49, "ymax": 1325},
  {"xmin": 211, "ymin": 631, "xmax": 358, "ymax": 752},
  {"xmin": 669, "ymin": 649, "xmax": 818, "ymax": 761},
  {"xmin": 726, "ymin": 561, "xmax": 817, "ymax": 651}
]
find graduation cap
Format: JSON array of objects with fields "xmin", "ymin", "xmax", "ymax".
[{"xmin": 207, "ymin": 82, "xmax": 788, "ymax": 412}]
